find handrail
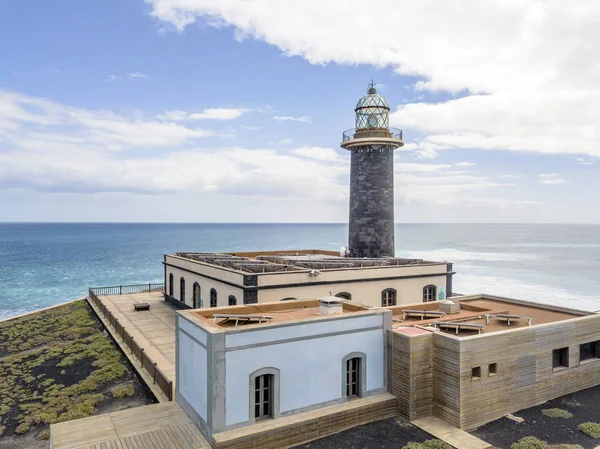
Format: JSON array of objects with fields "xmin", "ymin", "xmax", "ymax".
[
  {"xmin": 90, "ymin": 283, "xmax": 164, "ymax": 296},
  {"xmin": 88, "ymin": 289, "xmax": 173, "ymax": 400},
  {"xmin": 342, "ymin": 127, "xmax": 403, "ymax": 141}
]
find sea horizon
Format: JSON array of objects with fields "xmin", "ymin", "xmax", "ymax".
[{"xmin": 1, "ymin": 222, "xmax": 599, "ymax": 320}]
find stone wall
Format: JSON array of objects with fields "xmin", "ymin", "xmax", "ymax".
[{"xmin": 348, "ymin": 146, "xmax": 395, "ymax": 258}]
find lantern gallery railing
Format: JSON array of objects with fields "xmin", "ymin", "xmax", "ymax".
[{"xmin": 342, "ymin": 127, "xmax": 403, "ymax": 142}]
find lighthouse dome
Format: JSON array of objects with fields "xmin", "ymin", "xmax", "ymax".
[{"xmin": 354, "ymin": 86, "xmax": 390, "ymax": 130}]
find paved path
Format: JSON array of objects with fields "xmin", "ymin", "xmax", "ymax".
[
  {"xmin": 50, "ymin": 402, "xmax": 210, "ymax": 449},
  {"xmin": 412, "ymin": 416, "xmax": 491, "ymax": 449}
]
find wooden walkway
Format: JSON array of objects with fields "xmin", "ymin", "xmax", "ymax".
[
  {"xmin": 50, "ymin": 402, "xmax": 210, "ymax": 449},
  {"xmin": 89, "ymin": 292, "xmax": 176, "ymax": 391}
]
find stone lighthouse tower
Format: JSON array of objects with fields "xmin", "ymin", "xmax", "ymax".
[{"xmin": 341, "ymin": 84, "xmax": 404, "ymax": 258}]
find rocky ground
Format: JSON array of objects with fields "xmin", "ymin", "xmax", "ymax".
[{"xmin": 0, "ymin": 300, "xmax": 156, "ymax": 449}]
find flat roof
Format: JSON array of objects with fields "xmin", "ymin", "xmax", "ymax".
[
  {"xmin": 389, "ymin": 295, "xmax": 590, "ymax": 337},
  {"xmin": 172, "ymin": 249, "xmax": 442, "ymax": 274},
  {"xmin": 180, "ymin": 298, "xmax": 376, "ymax": 331}
]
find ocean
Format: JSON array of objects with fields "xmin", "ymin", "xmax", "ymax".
[{"xmin": 0, "ymin": 223, "xmax": 599, "ymax": 320}]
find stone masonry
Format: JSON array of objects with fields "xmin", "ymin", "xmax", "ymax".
[{"xmin": 348, "ymin": 145, "xmax": 395, "ymax": 258}]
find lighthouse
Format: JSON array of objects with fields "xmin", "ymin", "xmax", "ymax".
[{"xmin": 341, "ymin": 83, "xmax": 404, "ymax": 258}]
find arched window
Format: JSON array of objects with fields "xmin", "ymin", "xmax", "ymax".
[
  {"xmin": 249, "ymin": 367, "xmax": 280, "ymax": 420},
  {"xmin": 210, "ymin": 289, "xmax": 217, "ymax": 308},
  {"xmin": 179, "ymin": 277, "xmax": 185, "ymax": 302},
  {"xmin": 342, "ymin": 352, "xmax": 366, "ymax": 398},
  {"xmin": 280, "ymin": 297, "xmax": 297, "ymax": 301},
  {"xmin": 381, "ymin": 288, "xmax": 397, "ymax": 307},
  {"xmin": 168, "ymin": 273, "xmax": 174, "ymax": 296},
  {"xmin": 228, "ymin": 295, "xmax": 237, "ymax": 306},
  {"xmin": 335, "ymin": 292, "xmax": 352, "ymax": 300},
  {"xmin": 423, "ymin": 285, "xmax": 437, "ymax": 302},
  {"xmin": 193, "ymin": 282, "xmax": 201, "ymax": 308}
]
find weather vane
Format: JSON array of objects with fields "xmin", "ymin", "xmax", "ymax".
[{"xmin": 368, "ymin": 78, "xmax": 375, "ymax": 90}]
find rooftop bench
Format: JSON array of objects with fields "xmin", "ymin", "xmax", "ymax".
[
  {"xmin": 133, "ymin": 302, "xmax": 151, "ymax": 311},
  {"xmin": 402, "ymin": 310, "xmax": 447, "ymax": 320},
  {"xmin": 485, "ymin": 314, "xmax": 532, "ymax": 326},
  {"xmin": 432, "ymin": 321, "xmax": 484, "ymax": 334}
]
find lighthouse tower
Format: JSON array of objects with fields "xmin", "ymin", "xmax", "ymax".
[{"xmin": 341, "ymin": 84, "xmax": 404, "ymax": 258}]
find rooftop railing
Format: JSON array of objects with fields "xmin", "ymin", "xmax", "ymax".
[
  {"xmin": 342, "ymin": 127, "xmax": 403, "ymax": 142},
  {"xmin": 90, "ymin": 283, "xmax": 164, "ymax": 296}
]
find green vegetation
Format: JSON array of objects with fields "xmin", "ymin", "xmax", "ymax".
[
  {"xmin": 541, "ymin": 408, "xmax": 574, "ymax": 419},
  {"xmin": 511, "ymin": 437, "xmax": 547, "ymax": 449},
  {"xmin": 511, "ymin": 437, "xmax": 583, "ymax": 449},
  {"xmin": 578, "ymin": 422, "xmax": 600, "ymax": 438},
  {"xmin": 0, "ymin": 300, "xmax": 134, "ymax": 437},
  {"xmin": 110, "ymin": 384, "xmax": 135, "ymax": 398},
  {"xmin": 402, "ymin": 440, "xmax": 453, "ymax": 449}
]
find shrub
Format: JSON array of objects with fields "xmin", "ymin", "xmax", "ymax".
[
  {"xmin": 15, "ymin": 422, "xmax": 31, "ymax": 434},
  {"xmin": 578, "ymin": 422, "xmax": 600, "ymax": 438},
  {"xmin": 511, "ymin": 436, "xmax": 548, "ymax": 449},
  {"xmin": 38, "ymin": 429, "xmax": 51, "ymax": 440},
  {"xmin": 542, "ymin": 408, "xmax": 573, "ymax": 419},
  {"xmin": 402, "ymin": 440, "xmax": 453, "ymax": 449},
  {"xmin": 111, "ymin": 384, "xmax": 135, "ymax": 398}
]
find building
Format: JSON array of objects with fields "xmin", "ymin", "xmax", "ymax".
[
  {"xmin": 176, "ymin": 298, "xmax": 391, "ymax": 441},
  {"xmin": 163, "ymin": 250, "xmax": 454, "ymax": 309},
  {"xmin": 341, "ymin": 83, "xmax": 404, "ymax": 258},
  {"xmin": 174, "ymin": 293, "xmax": 600, "ymax": 448}
]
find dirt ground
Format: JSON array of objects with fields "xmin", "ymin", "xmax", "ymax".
[
  {"xmin": 292, "ymin": 416, "xmax": 450, "ymax": 449},
  {"xmin": 471, "ymin": 384, "xmax": 600, "ymax": 449},
  {"xmin": 0, "ymin": 300, "xmax": 156, "ymax": 449}
]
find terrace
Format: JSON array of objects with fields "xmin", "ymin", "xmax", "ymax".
[{"xmin": 390, "ymin": 295, "xmax": 588, "ymax": 337}]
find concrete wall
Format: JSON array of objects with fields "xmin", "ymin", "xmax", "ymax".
[
  {"xmin": 458, "ymin": 314, "xmax": 600, "ymax": 430},
  {"xmin": 166, "ymin": 264, "xmax": 244, "ymax": 308},
  {"xmin": 222, "ymin": 313, "xmax": 390, "ymax": 428},
  {"xmin": 257, "ymin": 275, "xmax": 448, "ymax": 306},
  {"xmin": 176, "ymin": 316, "xmax": 209, "ymax": 432}
]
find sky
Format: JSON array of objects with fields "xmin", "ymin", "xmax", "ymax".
[{"xmin": 0, "ymin": 0, "xmax": 598, "ymax": 223}]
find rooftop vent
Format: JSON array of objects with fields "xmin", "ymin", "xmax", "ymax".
[
  {"xmin": 439, "ymin": 299, "xmax": 461, "ymax": 315},
  {"xmin": 319, "ymin": 296, "xmax": 343, "ymax": 316}
]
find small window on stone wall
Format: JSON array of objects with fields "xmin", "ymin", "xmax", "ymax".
[
  {"xmin": 489, "ymin": 363, "xmax": 497, "ymax": 376},
  {"xmin": 553, "ymin": 347, "xmax": 569, "ymax": 370},
  {"xmin": 471, "ymin": 366, "xmax": 481, "ymax": 380},
  {"xmin": 580, "ymin": 341, "xmax": 600, "ymax": 362}
]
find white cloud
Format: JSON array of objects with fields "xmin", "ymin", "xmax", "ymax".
[
  {"xmin": 499, "ymin": 174, "xmax": 523, "ymax": 179},
  {"xmin": 575, "ymin": 157, "xmax": 595, "ymax": 165},
  {"xmin": 107, "ymin": 72, "xmax": 150, "ymax": 82},
  {"xmin": 290, "ymin": 146, "xmax": 341, "ymax": 162},
  {"xmin": 145, "ymin": 0, "xmax": 600, "ymax": 158},
  {"xmin": 455, "ymin": 161, "xmax": 475, "ymax": 167},
  {"xmin": 157, "ymin": 108, "xmax": 250, "ymax": 121},
  {"xmin": 273, "ymin": 115, "xmax": 311, "ymax": 123},
  {"xmin": 538, "ymin": 173, "xmax": 566, "ymax": 185},
  {"xmin": 241, "ymin": 125, "xmax": 261, "ymax": 131},
  {"xmin": 272, "ymin": 137, "xmax": 293, "ymax": 146}
]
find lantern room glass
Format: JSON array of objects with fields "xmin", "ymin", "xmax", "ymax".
[{"xmin": 355, "ymin": 87, "xmax": 390, "ymax": 130}]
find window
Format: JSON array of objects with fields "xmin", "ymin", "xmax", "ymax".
[
  {"xmin": 553, "ymin": 347, "xmax": 569, "ymax": 369},
  {"xmin": 228, "ymin": 295, "xmax": 237, "ymax": 306},
  {"xmin": 423, "ymin": 285, "xmax": 437, "ymax": 302},
  {"xmin": 179, "ymin": 277, "xmax": 185, "ymax": 302},
  {"xmin": 280, "ymin": 297, "xmax": 297, "ymax": 301},
  {"xmin": 192, "ymin": 282, "xmax": 201, "ymax": 308},
  {"xmin": 168, "ymin": 273, "xmax": 174, "ymax": 296},
  {"xmin": 254, "ymin": 374, "xmax": 273, "ymax": 419},
  {"xmin": 489, "ymin": 363, "xmax": 497, "ymax": 376},
  {"xmin": 381, "ymin": 289, "xmax": 397, "ymax": 307},
  {"xmin": 210, "ymin": 289, "xmax": 217, "ymax": 308},
  {"xmin": 335, "ymin": 292, "xmax": 352, "ymax": 300},
  {"xmin": 472, "ymin": 366, "xmax": 481, "ymax": 380},
  {"xmin": 346, "ymin": 357, "xmax": 361, "ymax": 397},
  {"xmin": 580, "ymin": 341, "xmax": 599, "ymax": 362}
]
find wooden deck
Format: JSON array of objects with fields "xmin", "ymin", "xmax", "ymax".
[
  {"xmin": 50, "ymin": 402, "xmax": 210, "ymax": 449},
  {"xmin": 90, "ymin": 292, "xmax": 176, "ymax": 389}
]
